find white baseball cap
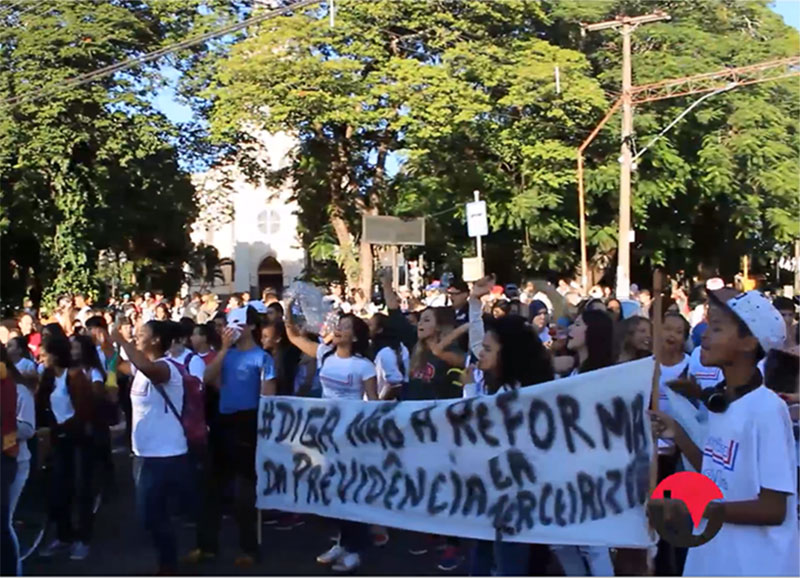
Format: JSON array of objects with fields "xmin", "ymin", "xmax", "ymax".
[{"xmin": 712, "ymin": 290, "xmax": 786, "ymax": 354}]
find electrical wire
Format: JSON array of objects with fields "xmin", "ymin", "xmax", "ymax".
[
  {"xmin": 632, "ymin": 82, "xmax": 736, "ymax": 164},
  {"xmin": 0, "ymin": 0, "xmax": 322, "ymax": 109},
  {"xmin": 428, "ymin": 204, "xmax": 461, "ymax": 218}
]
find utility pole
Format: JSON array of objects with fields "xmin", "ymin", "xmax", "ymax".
[
  {"xmin": 582, "ymin": 11, "xmax": 671, "ymax": 299},
  {"xmin": 576, "ymin": 57, "xmax": 799, "ymax": 298}
]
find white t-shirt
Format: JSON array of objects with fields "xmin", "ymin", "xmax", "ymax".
[
  {"xmin": 14, "ymin": 358, "xmax": 37, "ymax": 377},
  {"xmin": 50, "ymin": 372, "xmax": 75, "ymax": 425},
  {"xmin": 688, "ymin": 347, "xmax": 724, "ymax": 390},
  {"xmin": 657, "ymin": 354, "xmax": 690, "ymax": 416},
  {"xmin": 168, "ymin": 348, "xmax": 206, "ymax": 381},
  {"xmin": 316, "ymin": 345, "xmax": 376, "ymax": 400},
  {"xmin": 130, "ymin": 359, "xmax": 187, "ymax": 458},
  {"xmin": 689, "ymin": 304, "xmax": 705, "ymax": 329},
  {"xmin": 683, "ymin": 386, "xmax": 799, "ymax": 576},
  {"xmin": 375, "ymin": 345, "xmax": 409, "ymax": 396},
  {"xmin": 16, "ymin": 384, "xmax": 35, "ymax": 463}
]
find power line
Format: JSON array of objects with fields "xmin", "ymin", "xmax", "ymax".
[{"xmin": 0, "ymin": 0, "xmax": 322, "ymax": 109}]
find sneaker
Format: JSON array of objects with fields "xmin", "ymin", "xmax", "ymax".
[
  {"xmin": 181, "ymin": 549, "xmax": 216, "ymax": 564},
  {"xmin": 275, "ymin": 514, "xmax": 305, "ymax": 530},
  {"xmin": 69, "ymin": 542, "xmax": 90, "ymax": 561},
  {"xmin": 437, "ymin": 545, "xmax": 463, "ymax": 572},
  {"xmin": 39, "ymin": 539, "xmax": 71, "ymax": 558},
  {"xmin": 317, "ymin": 544, "xmax": 345, "ymax": 565},
  {"xmin": 372, "ymin": 530, "xmax": 389, "ymax": 547},
  {"xmin": 332, "ymin": 552, "xmax": 360, "ymax": 572}
]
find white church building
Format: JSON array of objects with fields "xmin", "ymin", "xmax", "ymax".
[{"xmin": 190, "ymin": 131, "xmax": 305, "ymax": 296}]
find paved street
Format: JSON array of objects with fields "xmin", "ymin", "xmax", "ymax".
[{"xmin": 15, "ymin": 447, "xmax": 471, "ymax": 576}]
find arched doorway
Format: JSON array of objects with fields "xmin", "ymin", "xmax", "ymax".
[{"xmin": 258, "ymin": 256, "xmax": 283, "ymax": 297}]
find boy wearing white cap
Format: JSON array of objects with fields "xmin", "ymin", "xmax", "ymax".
[{"xmin": 651, "ymin": 290, "xmax": 798, "ymax": 576}]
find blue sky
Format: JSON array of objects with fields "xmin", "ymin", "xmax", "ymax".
[{"xmin": 152, "ymin": 2, "xmax": 800, "ymax": 127}]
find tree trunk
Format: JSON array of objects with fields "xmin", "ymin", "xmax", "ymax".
[
  {"xmin": 359, "ymin": 239, "xmax": 373, "ymax": 300},
  {"xmin": 329, "ymin": 209, "xmax": 359, "ymax": 289}
]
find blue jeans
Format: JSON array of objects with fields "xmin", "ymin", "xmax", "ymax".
[
  {"xmin": 133, "ymin": 455, "xmax": 192, "ymax": 571},
  {"xmin": 2, "ymin": 454, "xmax": 18, "ymax": 576},
  {"xmin": 470, "ymin": 540, "xmax": 531, "ymax": 576}
]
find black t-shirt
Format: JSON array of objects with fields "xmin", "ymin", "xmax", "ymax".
[{"xmin": 404, "ymin": 348, "xmax": 464, "ymax": 401}]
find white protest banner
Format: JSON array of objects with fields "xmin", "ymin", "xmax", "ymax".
[
  {"xmin": 256, "ymin": 358, "xmax": 655, "ymax": 547},
  {"xmin": 664, "ymin": 386, "xmax": 708, "ymax": 473}
]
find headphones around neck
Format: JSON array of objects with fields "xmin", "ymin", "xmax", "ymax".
[{"xmin": 702, "ymin": 372, "xmax": 762, "ymax": 413}]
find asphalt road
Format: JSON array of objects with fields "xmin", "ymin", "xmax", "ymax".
[{"xmin": 14, "ymin": 448, "xmax": 473, "ymax": 576}]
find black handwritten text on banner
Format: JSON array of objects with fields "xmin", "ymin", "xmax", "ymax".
[{"xmin": 256, "ymin": 358, "xmax": 655, "ymax": 546}]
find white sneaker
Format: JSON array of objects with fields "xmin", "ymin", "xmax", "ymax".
[
  {"xmin": 317, "ymin": 544, "xmax": 345, "ymax": 565},
  {"xmin": 69, "ymin": 542, "xmax": 90, "ymax": 561},
  {"xmin": 332, "ymin": 552, "xmax": 361, "ymax": 573},
  {"xmin": 39, "ymin": 539, "xmax": 71, "ymax": 558}
]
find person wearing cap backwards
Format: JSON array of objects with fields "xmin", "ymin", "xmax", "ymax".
[
  {"xmin": 185, "ymin": 305, "xmax": 277, "ymax": 567},
  {"xmin": 650, "ymin": 291, "xmax": 798, "ymax": 576}
]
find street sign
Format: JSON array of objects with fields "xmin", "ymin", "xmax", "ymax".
[
  {"xmin": 362, "ymin": 215, "xmax": 425, "ymax": 246},
  {"xmin": 466, "ymin": 200, "xmax": 488, "ymax": 238},
  {"xmin": 462, "ymin": 257, "xmax": 484, "ymax": 282}
]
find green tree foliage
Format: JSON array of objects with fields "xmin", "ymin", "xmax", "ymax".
[
  {"xmin": 0, "ymin": 0, "xmax": 246, "ymax": 311},
  {"xmin": 551, "ymin": 0, "xmax": 800, "ymax": 279},
  {"xmin": 207, "ymin": 0, "xmax": 798, "ymax": 286},
  {"xmin": 207, "ymin": 0, "xmax": 607, "ymax": 290}
]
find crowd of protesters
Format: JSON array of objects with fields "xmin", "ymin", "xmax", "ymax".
[{"xmin": 1, "ymin": 271, "xmax": 798, "ymax": 576}]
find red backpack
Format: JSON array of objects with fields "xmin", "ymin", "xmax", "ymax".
[{"xmin": 155, "ymin": 354, "xmax": 208, "ymax": 452}]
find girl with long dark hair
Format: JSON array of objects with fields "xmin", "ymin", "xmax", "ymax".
[
  {"xmin": 555, "ymin": 309, "xmax": 616, "ymax": 576},
  {"xmin": 369, "ymin": 313, "xmax": 410, "ymax": 401},
  {"xmin": 37, "ymin": 334, "xmax": 98, "ymax": 561},
  {"xmin": 260, "ymin": 319, "xmax": 300, "ymax": 397},
  {"xmin": 566, "ymin": 309, "xmax": 615, "ymax": 374},
  {"xmin": 71, "ymin": 334, "xmax": 106, "ymax": 390},
  {"xmin": 460, "ymin": 277, "xmax": 555, "ymax": 575},
  {"xmin": 286, "ymin": 312, "xmax": 377, "ymax": 572}
]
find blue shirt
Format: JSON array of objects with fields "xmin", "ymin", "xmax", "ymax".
[
  {"xmin": 691, "ymin": 321, "xmax": 707, "ymax": 348},
  {"xmin": 219, "ymin": 346, "xmax": 275, "ymax": 414}
]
